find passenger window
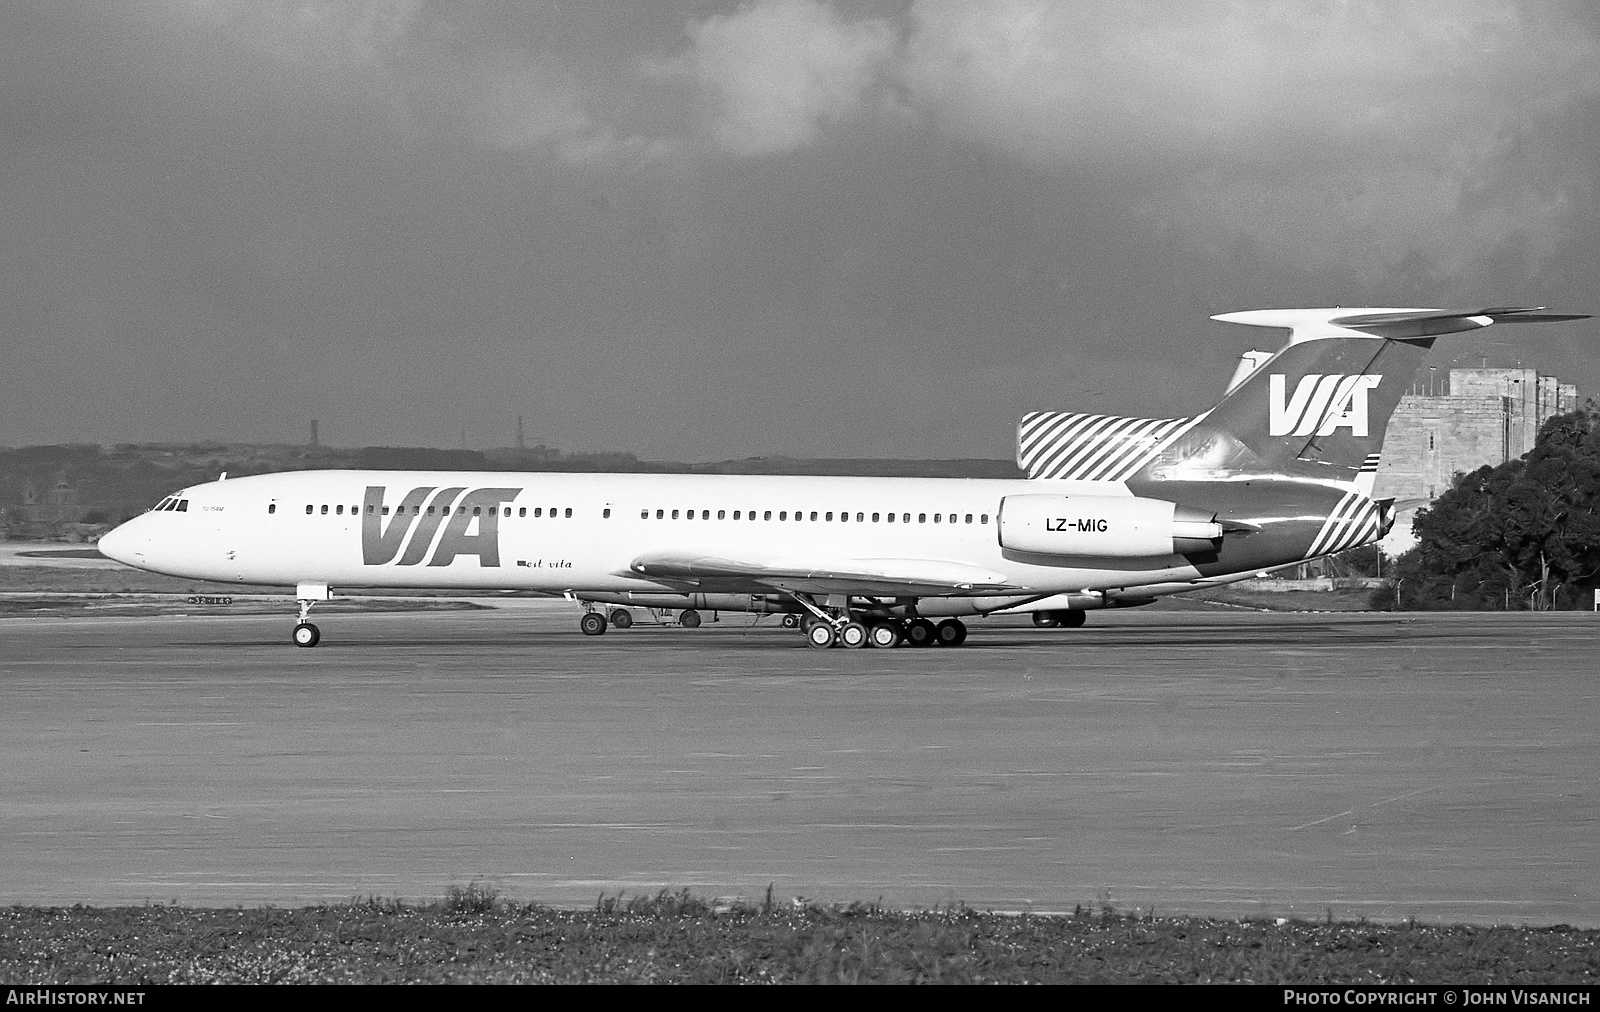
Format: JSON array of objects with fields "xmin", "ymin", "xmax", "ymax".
[
  {"xmin": 702, "ymin": 510, "xmax": 709, "ymax": 520},
  {"xmin": 306, "ymin": 505, "xmax": 313, "ymax": 514},
  {"xmin": 473, "ymin": 506, "xmax": 481, "ymax": 516},
  {"xmin": 841, "ymin": 511, "xmax": 849, "ymax": 523},
  {"xmin": 672, "ymin": 509, "xmax": 679, "ymax": 519},
  {"xmin": 733, "ymin": 511, "xmax": 741, "ymax": 520},
  {"xmin": 856, "ymin": 512, "xmax": 863, "ymax": 522},
  {"xmin": 521, "ymin": 508, "xmax": 528, "ymax": 517},
  {"xmin": 337, "ymin": 505, "xmax": 344, "ymax": 515},
  {"xmin": 871, "ymin": 512, "xmax": 879, "ymax": 522},
  {"xmin": 322, "ymin": 505, "xmax": 330, "ymax": 515},
  {"xmin": 763, "ymin": 511, "xmax": 771, "ymax": 520},
  {"xmin": 808, "ymin": 511, "xmax": 816, "ymax": 521},
  {"xmin": 268, "ymin": 504, "xmax": 276, "ymax": 514},
  {"xmin": 779, "ymin": 511, "xmax": 787, "ymax": 521},
  {"xmin": 718, "ymin": 510, "xmax": 726, "ymax": 520},
  {"xmin": 826, "ymin": 512, "xmax": 833, "ymax": 521},
  {"xmin": 535, "ymin": 508, "xmax": 543, "ymax": 517},
  {"xmin": 641, "ymin": 509, "xmax": 648, "ymax": 519},
  {"xmin": 934, "ymin": 513, "xmax": 941, "ymax": 523},
  {"xmin": 887, "ymin": 512, "xmax": 895, "ymax": 523},
  {"xmin": 903, "ymin": 513, "xmax": 910, "ymax": 523},
  {"xmin": 381, "ymin": 506, "xmax": 389, "ymax": 515},
  {"xmin": 564, "ymin": 508, "xmax": 571, "ymax": 518},
  {"xmin": 918, "ymin": 513, "xmax": 926, "ymax": 523},
  {"xmin": 965, "ymin": 514, "xmax": 973, "ymax": 524},
  {"xmin": 981, "ymin": 514, "xmax": 989, "ymax": 524},
  {"xmin": 603, "ymin": 508, "xmax": 611, "ymax": 518},
  {"xmin": 503, "ymin": 507, "xmax": 510, "ymax": 517}
]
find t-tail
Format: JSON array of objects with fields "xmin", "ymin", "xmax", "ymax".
[
  {"xmin": 1166, "ymin": 307, "xmax": 1588, "ymax": 488},
  {"xmin": 1019, "ymin": 307, "xmax": 1588, "ymax": 491}
]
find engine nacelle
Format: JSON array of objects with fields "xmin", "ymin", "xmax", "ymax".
[{"xmin": 998, "ymin": 494, "xmax": 1223, "ymax": 558}]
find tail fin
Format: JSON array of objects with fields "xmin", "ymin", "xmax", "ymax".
[{"xmin": 1135, "ymin": 307, "xmax": 1587, "ymax": 486}]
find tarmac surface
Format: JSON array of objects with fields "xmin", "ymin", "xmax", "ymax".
[{"xmin": 2, "ymin": 603, "xmax": 1596, "ymax": 925}]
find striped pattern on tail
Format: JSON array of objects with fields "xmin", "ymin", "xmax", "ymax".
[
  {"xmin": 1305, "ymin": 490, "xmax": 1385, "ymax": 558},
  {"xmin": 1017, "ymin": 412, "xmax": 1202, "ymax": 481}
]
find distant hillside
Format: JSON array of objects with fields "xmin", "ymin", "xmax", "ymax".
[{"xmin": 0, "ymin": 442, "xmax": 1021, "ymax": 536}]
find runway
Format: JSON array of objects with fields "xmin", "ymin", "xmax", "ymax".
[{"xmin": 2, "ymin": 604, "xmax": 1595, "ymax": 925}]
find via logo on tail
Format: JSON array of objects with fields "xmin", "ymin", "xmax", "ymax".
[
  {"xmin": 1268, "ymin": 373, "xmax": 1383, "ymax": 437},
  {"xmin": 361, "ymin": 486, "xmax": 522, "ymax": 567}
]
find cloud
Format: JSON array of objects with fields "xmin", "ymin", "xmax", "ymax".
[
  {"xmin": 662, "ymin": 0, "xmax": 901, "ymax": 156},
  {"xmin": 896, "ymin": 0, "xmax": 1600, "ymax": 275},
  {"xmin": 473, "ymin": 58, "xmax": 678, "ymax": 169}
]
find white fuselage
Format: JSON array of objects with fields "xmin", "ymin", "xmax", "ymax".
[{"xmin": 99, "ymin": 470, "xmax": 1232, "ymax": 607}]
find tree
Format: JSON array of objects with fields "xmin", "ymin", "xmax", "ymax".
[{"xmin": 1375, "ymin": 407, "xmax": 1600, "ymax": 610}]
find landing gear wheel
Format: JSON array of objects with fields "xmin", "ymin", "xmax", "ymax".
[
  {"xmin": 580, "ymin": 612, "xmax": 608, "ymax": 636},
  {"xmin": 680, "ymin": 609, "xmax": 702, "ymax": 629},
  {"xmin": 609, "ymin": 609, "xmax": 634, "ymax": 629},
  {"xmin": 934, "ymin": 618, "xmax": 967, "ymax": 646},
  {"xmin": 292, "ymin": 622, "xmax": 320, "ymax": 648},
  {"xmin": 905, "ymin": 618, "xmax": 937, "ymax": 647},
  {"xmin": 839, "ymin": 621, "xmax": 868, "ymax": 648},
  {"xmin": 1033, "ymin": 611, "xmax": 1061, "ymax": 628},
  {"xmin": 806, "ymin": 622, "xmax": 837, "ymax": 649},
  {"xmin": 781, "ymin": 614, "xmax": 800, "ymax": 628},
  {"xmin": 867, "ymin": 622, "xmax": 903, "ymax": 648},
  {"xmin": 1062, "ymin": 610, "xmax": 1086, "ymax": 628}
]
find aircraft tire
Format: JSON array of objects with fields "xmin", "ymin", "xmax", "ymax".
[
  {"xmin": 839, "ymin": 621, "xmax": 868, "ymax": 648},
  {"xmin": 934, "ymin": 618, "xmax": 967, "ymax": 646},
  {"xmin": 867, "ymin": 622, "xmax": 902, "ymax": 648},
  {"xmin": 1032, "ymin": 611, "xmax": 1061, "ymax": 628},
  {"xmin": 781, "ymin": 614, "xmax": 800, "ymax": 628},
  {"xmin": 905, "ymin": 618, "xmax": 936, "ymax": 647},
  {"xmin": 680, "ymin": 609, "xmax": 702, "ymax": 629},
  {"xmin": 609, "ymin": 609, "xmax": 634, "ymax": 629},
  {"xmin": 292, "ymin": 622, "xmax": 320, "ymax": 648},
  {"xmin": 806, "ymin": 623, "xmax": 837, "ymax": 649},
  {"xmin": 580, "ymin": 612, "xmax": 608, "ymax": 636},
  {"xmin": 1062, "ymin": 610, "xmax": 1086, "ymax": 628}
]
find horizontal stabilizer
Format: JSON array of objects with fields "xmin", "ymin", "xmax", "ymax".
[
  {"xmin": 1213, "ymin": 307, "xmax": 1590, "ymax": 344},
  {"xmin": 1332, "ymin": 307, "xmax": 1591, "ymax": 341}
]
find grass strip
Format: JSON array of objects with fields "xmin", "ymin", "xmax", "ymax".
[{"xmin": 2, "ymin": 888, "xmax": 1595, "ymax": 984}]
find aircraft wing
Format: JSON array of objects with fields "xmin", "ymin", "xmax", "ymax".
[{"xmin": 626, "ymin": 552, "xmax": 1029, "ymax": 597}]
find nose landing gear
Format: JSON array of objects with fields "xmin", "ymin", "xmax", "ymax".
[{"xmin": 291, "ymin": 582, "xmax": 330, "ymax": 647}]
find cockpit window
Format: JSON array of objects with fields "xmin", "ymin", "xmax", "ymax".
[{"xmin": 177, "ymin": 500, "xmax": 189, "ymax": 512}]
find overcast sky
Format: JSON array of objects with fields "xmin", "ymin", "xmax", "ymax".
[{"xmin": 4, "ymin": 1, "xmax": 1598, "ymax": 459}]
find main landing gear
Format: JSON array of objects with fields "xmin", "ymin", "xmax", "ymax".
[{"xmin": 793, "ymin": 595, "xmax": 967, "ymax": 649}]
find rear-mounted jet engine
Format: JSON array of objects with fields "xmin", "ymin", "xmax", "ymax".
[{"xmin": 998, "ymin": 494, "xmax": 1223, "ymax": 557}]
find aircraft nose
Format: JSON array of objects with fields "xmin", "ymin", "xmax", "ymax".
[{"xmin": 96, "ymin": 519, "xmax": 143, "ymax": 567}]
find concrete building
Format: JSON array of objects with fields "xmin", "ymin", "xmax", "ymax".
[{"xmin": 1374, "ymin": 367, "xmax": 1580, "ymax": 553}]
